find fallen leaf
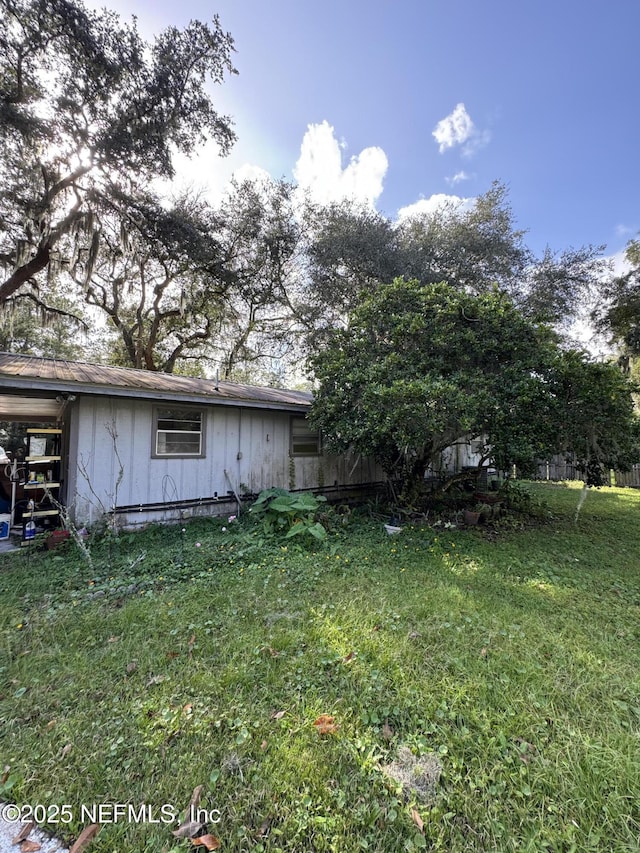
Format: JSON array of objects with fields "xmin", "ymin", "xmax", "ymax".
[
  {"xmin": 166, "ymin": 651, "xmax": 180, "ymax": 660},
  {"xmin": 313, "ymin": 714, "xmax": 339, "ymax": 735},
  {"xmin": 343, "ymin": 650, "xmax": 356, "ymax": 663},
  {"xmin": 46, "ymin": 719, "xmax": 57, "ymax": 730},
  {"xmin": 69, "ymin": 824, "xmax": 100, "ymax": 853},
  {"xmin": 382, "ymin": 721, "xmax": 394, "ymax": 740},
  {"xmin": 60, "ymin": 743, "xmax": 72, "ymax": 758},
  {"xmin": 0, "ymin": 766, "xmax": 9, "ymax": 785},
  {"xmin": 270, "ymin": 709, "xmax": 286, "ymax": 720},
  {"xmin": 191, "ymin": 834, "xmax": 220, "ymax": 850},
  {"xmin": 12, "ymin": 821, "xmax": 35, "ymax": 843},
  {"xmin": 173, "ymin": 820, "xmax": 206, "ymax": 839},
  {"xmin": 146, "ymin": 675, "xmax": 166, "ymax": 687},
  {"xmin": 411, "ymin": 808, "xmax": 424, "ymax": 833},
  {"xmin": 255, "ymin": 816, "xmax": 271, "ymax": 838},
  {"xmin": 480, "ymin": 647, "xmax": 488, "ymax": 658},
  {"xmin": 126, "ymin": 661, "xmax": 137, "ymax": 673},
  {"xmin": 183, "ymin": 703, "xmax": 193, "ymax": 714},
  {"xmin": 407, "ymin": 631, "xmax": 421, "ymax": 640},
  {"xmin": 107, "ymin": 636, "xmax": 119, "ymax": 643},
  {"xmin": 372, "ymin": 625, "xmax": 381, "ymax": 632},
  {"xmin": 260, "ymin": 739, "xmax": 267, "ymax": 750},
  {"xmin": 188, "ymin": 634, "xmax": 196, "ymax": 657},
  {"xmin": 187, "ymin": 784, "xmax": 204, "ymax": 816},
  {"xmin": 19, "ymin": 840, "xmax": 41, "ymax": 852}
]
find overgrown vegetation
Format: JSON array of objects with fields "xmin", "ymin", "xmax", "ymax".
[
  {"xmin": 310, "ymin": 278, "xmax": 640, "ymax": 503},
  {"xmin": 1, "ymin": 483, "xmax": 639, "ymax": 852},
  {"xmin": 250, "ymin": 488, "xmax": 328, "ymax": 543}
]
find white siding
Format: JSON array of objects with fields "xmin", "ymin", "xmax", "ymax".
[{"xmin": 68, "ymin": 397, "xmax": 384, "ymax": 526}]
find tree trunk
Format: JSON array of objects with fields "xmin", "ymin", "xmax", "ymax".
[{"xmin": 0, "ymin": 245, "xmax": 51, "ymax": 303}]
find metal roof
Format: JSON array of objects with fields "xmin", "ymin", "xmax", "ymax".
[{"xmin": 0, "ymin": 352, "xmax": 312, "ymax": 413}]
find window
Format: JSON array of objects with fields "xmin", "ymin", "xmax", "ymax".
[
  {"xmin": 290, "ymin": 416, "xmax": 321, "ymax": 456},
  {"xmin": 153, "ymin": 408, "xmax": 205, "ymax": 457}
]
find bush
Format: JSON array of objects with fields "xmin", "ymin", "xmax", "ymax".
[{"xmin": 250, "ymin": 489, "xmax": 328, "ymax": 542}]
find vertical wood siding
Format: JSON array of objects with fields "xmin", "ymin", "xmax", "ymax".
[{"xmin": 70, "ymin": 397, "xmax": 384, "ymax": 524}]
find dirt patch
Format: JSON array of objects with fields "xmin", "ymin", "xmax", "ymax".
[{"xmin": 381, "ymin": 746, "xmax": 442, "ymax": 803}]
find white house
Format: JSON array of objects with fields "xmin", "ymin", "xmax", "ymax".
[{"xmin": 0, "ymin": 353, "xmax": 384, "ymax": 530}]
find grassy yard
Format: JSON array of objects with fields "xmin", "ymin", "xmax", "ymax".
[{"xmin": 1, "ymin": 482, "xmax": 639, "ymax": 852}]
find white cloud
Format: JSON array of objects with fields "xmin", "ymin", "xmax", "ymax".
[
  {"xmin": 432, "ymin": 103, "xmax": 474, "ymax": 153},
  {"xmin": 462, "ymin": 128, "xmax": 491, "ymax": 158},
  {"xmin": 293, "ymin": 121, "xmax": 388, "ymax": 207},
  {"xmin": 608, "ymin": 248, "xmax": 632, "ymax": 277},
  {"xmin": 231, "ymin": 163, "xmax": 273, "ymax": 185},
  {"xmin": 615, "ymin": 223, "xmax": 637, "ymax": 239},
  {"xmin": 446, "ymin": 170, "xmax": 471, "ymax": 185},
  {"xmin": 396, "ymin": 193, "xmax": 473, "ymax": 223},
  {"xmin": 433, "ymin": 103, "xmax": 490, "ymax": 157}
]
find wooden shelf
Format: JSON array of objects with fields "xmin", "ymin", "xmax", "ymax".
[
  {"xmin": 22, "ymin": 429, "xmax": 63, "ymax": 542},
  {"xmin": 24, "ymin": 482, "xmax": 60, "ymax": 490}
]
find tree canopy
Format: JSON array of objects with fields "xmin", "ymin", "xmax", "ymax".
[
  {"xmin": 0, "ymin": 0, "xmax": 236, "ymax": 304},
  {"xmin": 300, "ymin": 183, "xmax": 607, "ymax": 347},
  {"xmin": 594, "ymin": 237, "xmax": 640, "ymax": 361},
  {"xmin": 309, "ymin": 278, "xmax": 639, "ymax": 500},
  {"xmin": 0, "ymin": 0, "xmax": 618, "ymax": 390}
]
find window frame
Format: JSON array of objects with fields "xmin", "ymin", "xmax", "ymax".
[
  {"xmin": 290, "ymin": 415, "xmax": 322, "ymax": 457},
  {"xmin": 152, "ymin": 406, "xmax": 206, "ymax": 459}
]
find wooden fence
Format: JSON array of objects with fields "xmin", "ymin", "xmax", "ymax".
[
  {"xmin": 535, "ymin": 457, "xmax": 581, "ymax": 482},
  {"xmin": 612, "ymin": 465, "xmax": 640, "ymax": 488},
  {"xmin": 535, "ymin": 457, "xmax": 640, "ymax": 489}
]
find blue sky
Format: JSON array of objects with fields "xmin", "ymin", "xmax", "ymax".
[{"xmin": 98, "ymin": 0, "xmax": 639, "ymax": 261}]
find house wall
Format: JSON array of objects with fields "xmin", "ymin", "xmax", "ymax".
[
  {"xmin": 427, "ymin": 439, "xmax": 484, "ymax": 476},
  {"xmin": 67, "ymin": 396, "xmax": 383, "ymax": 526}
]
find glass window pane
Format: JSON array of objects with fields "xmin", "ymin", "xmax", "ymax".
[
  {"xmin": 291, "ymin": 417, "xmax": 320, "ymax": 455},
  {"xmin": 155, "ymin": 409, "xmax": 203, "ymax": 456}
]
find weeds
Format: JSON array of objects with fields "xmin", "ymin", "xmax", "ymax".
[
  {"xmin": 249, "ymin": 488, "xmax": 329, "ymax": 543},
  {"xmin": 0, "ymin": 483, "xmax": 639, "ymax": 852}
]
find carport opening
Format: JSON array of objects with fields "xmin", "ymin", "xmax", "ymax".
[{"xmin": 0, "ymin": 395, "xmax": 67, "ymax": 545}]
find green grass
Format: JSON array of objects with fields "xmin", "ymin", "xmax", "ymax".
[{"xmin": 1, "ymin": 483, "xmax": 639, "ymax": 852}]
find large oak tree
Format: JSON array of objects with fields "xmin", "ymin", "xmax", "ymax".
[{"xmin": 0, "ymin": 0, "xmax": 236, "ymax": 304}]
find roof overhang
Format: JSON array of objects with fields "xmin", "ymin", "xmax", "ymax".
[
  {"xmin": 0, "ymin": 376, "xmax": 310, "ymax": 414},
  {"xmin": 0, "ymin": 393, "xmax": 64, "ymax": 420}
]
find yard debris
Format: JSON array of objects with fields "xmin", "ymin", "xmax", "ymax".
[
  {"xmin": 69, "ymin": 823, "xmax": 100, "ymax": 853},
  {"xmin": 12, "ymin": 821, "xmax": 36, "ymax": 843},
  {"xmin": 411, "ymin": 808, "xmax": 425, "ymax": 833},
  {"xmin": 255, "ymin": 816, "xmax": 271, "ymax": 838},
  {"xmin": 381, "ymin": 746, "xmax": 442, "ymax": 803},
  {"xmin": 190, "ymin": 833, "xmax": 220, "ymax": 849},
  {"xmin": 173, "ymin": 821, "xmax": 206, "ymax": 840},
  {"xmin": 173, "ymin": 785, "xmax": 207, "ymax": 839},
  {"xmin": 313, "ymin": 714, "xmax": 339, "ymax": 735}
]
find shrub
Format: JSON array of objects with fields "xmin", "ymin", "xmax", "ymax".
[{"xmin": 250, "ymin": 489, "xmax": 328, "ymax": 542}]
